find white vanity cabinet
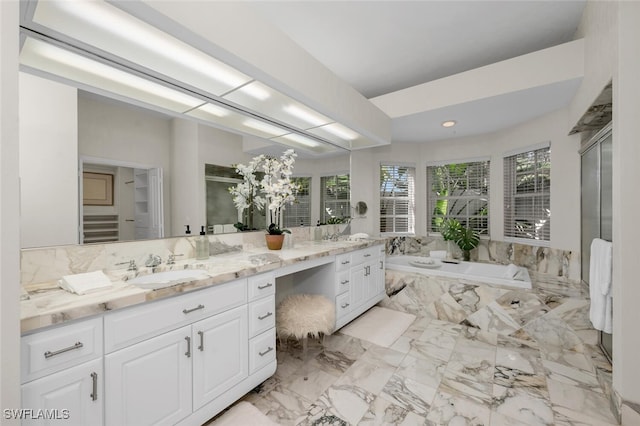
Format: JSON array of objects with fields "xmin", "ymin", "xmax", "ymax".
[
  {"xmin": 20, "ymin": 317, "xmax": 104, "ymax": 426},
  {"xmin": 334, "ymin": 244, "xmax": 386, "ymax": 330}
]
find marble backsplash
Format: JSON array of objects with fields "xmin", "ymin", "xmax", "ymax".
[
  {"xmin": 385, "ymin": 236, "xmax": 581, "ymax": 282},
  {"xmin": 20, "ymin": 224, "xmax": 347, "ymax": 287}
]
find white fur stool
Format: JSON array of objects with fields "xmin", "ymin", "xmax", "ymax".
[{"xmin": 276, "ymin": 294, "xmax": 335, "ymax": 366}]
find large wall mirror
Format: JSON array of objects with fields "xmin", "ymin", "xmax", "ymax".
[{"xmin": 19, "ymin": 72, "xmax": 351, "ymax": 248}]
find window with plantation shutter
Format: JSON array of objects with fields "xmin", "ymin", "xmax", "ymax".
[
  {"xmin": 320, "ymin": 174, "xmax": 350, "ymax": 223},
  {"xmin": 380, "ymin": 164, "xmax": 415, "ymax": 234},
  {"xmin": 427, "ymin": 160, "xmax": 490, "ymax": 236},
  {"xmin": 283, "ymin": 177, "xmax": 311, "ymax": 227},
  {"xmin": 504, "ymin": 144, "xmax": 551, "ymax": 243}
]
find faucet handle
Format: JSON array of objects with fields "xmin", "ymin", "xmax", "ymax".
[
  {"xmin": 167, "ymin": 253, "xmax": 184, "ymax": 265},
  {"xmin": 116, "ymin": 259, "xmax": 137, "ymax": 271}
]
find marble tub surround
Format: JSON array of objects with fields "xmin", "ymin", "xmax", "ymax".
[
  {"xmin": 224, "ymin": 270, "xmax": 616, "ymax": 425},
  {"xmin": 20, "ymin": 233, "xmax": 376, "ymax": 334},
  {"xmin": 385, "ymin": 236, "xmax": 580, "ymax": 281}
]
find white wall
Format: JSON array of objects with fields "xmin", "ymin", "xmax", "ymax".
[
  {"xmin": 351, "ymin": 107, "xmax": 581, "ymax": 252},
  {"xmin": 1, "ymin": 0, "xmax": 22, "ymax": 416},
  {"xmin": 613, "ymin": 0, "xmax": 640, "ymax": 413},
  {"xmin": 19, "ymin": 73, "xmax": 78, "ymax": 248}
]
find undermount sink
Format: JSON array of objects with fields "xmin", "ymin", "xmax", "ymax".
[{"xmin": 127, "ymin": 269, "xmax": 210, "ymax": 289}]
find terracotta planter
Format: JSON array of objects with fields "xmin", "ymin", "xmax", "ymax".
[{"xmin": 265, "ymin": 234, "xmax": 285, "ymax": 250}]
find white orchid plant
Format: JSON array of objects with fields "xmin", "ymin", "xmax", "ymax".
[{"xmin": 229, "ymin": 149, "xmax": 299, "ymax": 235}]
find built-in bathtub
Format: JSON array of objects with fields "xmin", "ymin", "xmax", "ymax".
[{"xmin": 386, "ymin": 255, "xmax": 532, "ymax": 289}]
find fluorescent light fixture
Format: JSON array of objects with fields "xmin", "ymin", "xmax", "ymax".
[
  {"xmin": 20, "ymin": 37, "xmax": 203, "ymax": 113},
  {"xmin": 320, "ymin": 123, "xmax": 358, "ymax": 140},
  {"xmin": 284, "ymin": 105, "xmax": 329, "ymax": 127},
  {"xmin": 277, "ymin": 133, "xmax": 321, "ymax": 148},
  {"xmin": 235, "ymin": 81, "xmax": 272, "ymax": 101},
  {"xmin": 32, "ymin": 0, "xmax": 252, "ymax": 95},
  {"xmin": 442, "ymin": 120, "xmax": 457, "ymax": 128},
  {"xmin": 242, "ymin": 118, "xmax": 288, "ymax": 137},
  {"xmin": 190, "ymin": 103, "xmax": 230, "ymax": 118}
]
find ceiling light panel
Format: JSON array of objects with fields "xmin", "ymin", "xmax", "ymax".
[
  {"xmin": 186, "ymin": 103, "xmax": 290, "ymax": 139},
  {"xmin": 31, "ymin": 0, "xmax": 252, "ymax": 96},
  {"xmin": 224, "ymin": 81, "xmax": 332, "ymax": 130},
  {"xmin": 271, "ymin": 133, "xmax": 340, "ymax": 155},
  {"xmin": 306, "ymin": 123, "xmax": 368, "ymax": 150},
  {"xmin": 20, "ymin": 37, "xmax": 203, "ymax": 113}
]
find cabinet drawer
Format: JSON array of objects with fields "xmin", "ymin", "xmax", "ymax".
[
  {"xmin": 21, "ymin": 317, "xmax": 103, "ymax": 383},
  {"xmin": 336, "ymin": 292, "xmax": 352, "ymax": 319},
  {"xmin": 335, "ymin": 270, "xmax": 351, "ymax": 295},
  {"xmin": 249, "ymin": 328, "xmax": 276, "ymax": 375},
  {"xmin": 335, "ymin": 253, "xmax": 352, "ymax": 271},
  {"xmin": 248, "ymin": 295, "xmax": 275, "ymax": 338},
  {"xmin": 353, "ymin": 246, "xmax": 378, "ymax": 265},
  {"xmin": 104, "ymin": 279, "xmax": 246, "ymax": 353},
  {"xmin": 248, "ymin": 272, "xmax": 275, "ymax": 302}
]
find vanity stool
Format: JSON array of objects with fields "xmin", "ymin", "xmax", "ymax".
[{"xmin": 276, "ymin": 294, "xmax": 335, "ymax": 371}]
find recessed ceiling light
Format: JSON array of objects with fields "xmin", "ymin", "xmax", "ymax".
[{"xmin": 442, "ymin": 120, "xmax": 457, "ymax": 128}]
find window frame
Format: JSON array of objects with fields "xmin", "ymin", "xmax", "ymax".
[
  {"xmin": 379, "ymin": 163, "xmax": 416, "ymax": 236},
  {"xmin": 426, "ymin": 158, "xmax": 491, "ymax": 237},
  {"xmin": 282, "ymin": 176, "xmax": 312, "ymax": 228},
  {"xmin": 503, "ymin": 143, "xmax": 551, "ymax": 246},
  {"xmin": 320, "ymin": 173, "xmax": 351, "ymax": 223}
]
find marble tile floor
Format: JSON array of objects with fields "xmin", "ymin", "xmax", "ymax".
[{"xmin": 210, "ymin": 272, "xmax": 616, "ymax": 425}]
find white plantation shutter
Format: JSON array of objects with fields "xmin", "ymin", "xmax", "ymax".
[
  {"xmin": 380, "ymin": 164, "xmax": 415, "ymax": 234},
  {"xmin": 320, "ymin": 174, "xmax": 350, "ymax": 222},
  {"xmin": 426, "ymin": 160, "xmax": 490, "ymax": 236},
  {"xmin": 504, "ymin": 144, "xmax": 551, "ymax": 243},
  {"xmin": 283, "ymin": 177, "xmax": 311, "ymax": 227}
]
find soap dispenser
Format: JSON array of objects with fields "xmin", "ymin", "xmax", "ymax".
[
  {"xmin": 314, "ymin": 220, "xmax": 323, "ymax": 241},
  {"xmin": 195, "ymin": 226, "xmax": 209, "ymax": 260}
]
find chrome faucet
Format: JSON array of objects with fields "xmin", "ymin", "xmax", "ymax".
[
  {"xmin": 145, "ymin": 254, "xmax": 162, "ymax": 268},
  {"xmin": 116, "ymin": 259, "xmax": 137, "ymax": 272}
]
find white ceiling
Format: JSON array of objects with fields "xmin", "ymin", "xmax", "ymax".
[{"xmin": 245, "ymin": 1, "xmax": 587, "ymax": 143}]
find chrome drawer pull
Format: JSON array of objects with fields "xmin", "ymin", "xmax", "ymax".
[
  {"xmin": 197, "ymin": 330, "xmax": 204, "ymax": 351},
  {"xmin": 44, "ymin": 341, "xmax": 83, "ymax": 359},
  {"xmin": 341, "ymin": 260, "xmax": 350, "ymax": 265},
  {"xmin": 182, "ymin": 304, "xmax": 205, "ymax": 314},
  {"xmin": 259, "ymin": 347, "xmax": 274, "ymax": 357},
  {"xmin": 341, "ymin": 303, "xmax": 350, "ymax": 309},
  {"xmin": 380, "ymin": 261, "xmax": 383, "ymax": 269},
  {"xmin": 257, "ymin": 283, "xmax": 273, "ymax": 290},
  {"xmin": 340, "ymin": 280, "xmax": 349, "ymax": 285},
  {"xmin": 258, "ymin": 312, "xmax": 273, "ymax": 320},
  {"xmin": 90, "ymin": 372, "xmax": 98, "ymax": 401},
  {"xmin": 364, "ymin": 253, "xmax": 371, "ymax": 257},
  {"xmin": 185, "ymin": 336, "xmax": 191, "ymax": 358}
]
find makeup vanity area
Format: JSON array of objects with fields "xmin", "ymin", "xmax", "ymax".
[{"xmin": 19, "ymin": 234, "xmax": 386, "ymax": 425}]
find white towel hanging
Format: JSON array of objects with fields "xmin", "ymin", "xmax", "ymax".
[{"xmin": 589, "ymin": 238, "xmax": 612, "ymax": 333}]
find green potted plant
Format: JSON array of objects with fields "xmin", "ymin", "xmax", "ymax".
[
  {"xmin": 439, "ymin": 218, "xmax": 480, "ymax": 261},
  {"xmin": 455, "ymin": 226, "xmax": 480, "ymax": 261}
]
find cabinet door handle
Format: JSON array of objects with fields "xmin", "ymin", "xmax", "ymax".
[
  {"xmin": 380, "ymin": 260, "xmax": 384, "ymax": 269},
  {"xmin": 258, "ymin": 312, "xmax": 273, "ymax": 320},
  {"xmin": 90, "ymin": 372, "xmax": 98, "ymax": 401},
  {"xmin": 44, "ymin": 341, "xmax": 83, "ymax": 359},
  {"xmin": 197, "ymin": 331, "xmax": 204, "ymax": 351},
  {"xmin": 364, "ymin": 253, "xmax": 371, "ymax": 257},
  {"xmin": 340, "ymin": 280, "xmax": 349, "ymax": 285},
  {"xmin": 259, "ymin": 346, "xmax": 274, "ymax": 357},
  {"xmin": 257, "ymin": 283, "xmax": 273, "ymax": 290},
  {"xmin": 341, "ymin": 303, "xmax": 350, "ymax": 309},
  {"xmin": 341, "ymin": 260, "xmax": 350, "ymax": 265},
  {"xmin": 185, "ymin": 336, "xmax": 191, "ymax": 358},
  {"xmin": 182, "ymin": 304, "xmax": 205, "ymax": 314}
]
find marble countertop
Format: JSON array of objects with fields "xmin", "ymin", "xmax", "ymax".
[{"xmin": 20, "ymin": 239, "xmax": 384, "ymax": 334}]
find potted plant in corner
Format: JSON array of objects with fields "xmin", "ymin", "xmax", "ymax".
[{"xmin": 260, "ymin": 149, "xmax": 299, "ymax": 249}]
